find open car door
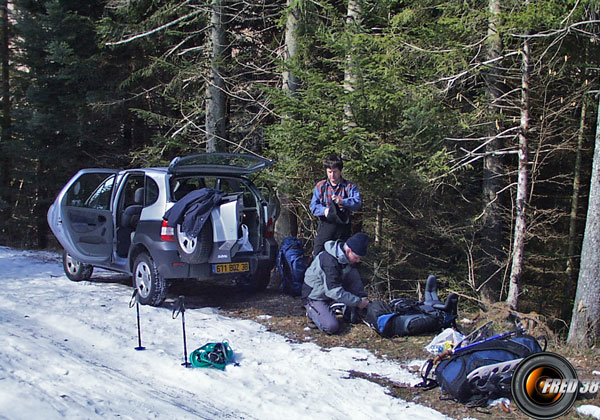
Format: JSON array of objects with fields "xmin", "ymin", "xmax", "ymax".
[{"xmin": 47, "ymin": 169, "xmax": 119, "ymax": 264}]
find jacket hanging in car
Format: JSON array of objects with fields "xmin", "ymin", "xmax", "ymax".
[{"xmin": 163, "ymin": 188, "xmax": 225, "ymax": 238}]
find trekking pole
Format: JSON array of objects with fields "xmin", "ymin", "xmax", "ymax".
[
  {"xmin": 453, "ymin": 330, "xmax": 517, "ymax": 354},
  {"xmin": 172, "ymin": 295, "xmax": 191, "ymax": 368},
  {"xmin": 129, "ymin": 288, "xmax": 146, "ymax": 351}
]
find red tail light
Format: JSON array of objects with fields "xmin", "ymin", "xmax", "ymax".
[
  {"xmin": 265, "ymin": 217, "xmax": 274, "ymax": 238},
  {"xmin": 161, "ymin": 219, "xmax": 175, "ymax": 242}
]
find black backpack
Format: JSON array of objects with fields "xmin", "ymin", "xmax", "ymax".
[
  {"xmin": 425, "ymin": 332, "xmax": 544, "ymax": 406},
  {"xmin": 365, "ymin": 275, "xmax": 459, "ymax": 338},
  {"xmin": 365, "ymin": 298, "xmax": 455, "ymax": 338}
]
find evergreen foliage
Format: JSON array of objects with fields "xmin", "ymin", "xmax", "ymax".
[{"xmin": 0, "ymin": 0, "xmax": 598, "ymax": 342}]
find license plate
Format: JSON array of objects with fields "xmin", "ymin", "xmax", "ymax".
[{"xmin": 213, "ymin": 262, "xmax": 249, "ymax": 274}]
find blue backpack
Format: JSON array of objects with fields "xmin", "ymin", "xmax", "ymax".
[
  {"xmin": 419, "ymin": 328, "xmax": 544, "ymax": 407},
  {"xmin": 276, "ymin": 237, "xmax": 306, "ymax": 296}
]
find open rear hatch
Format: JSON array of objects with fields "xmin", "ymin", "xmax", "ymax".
[
  {"xmin": 167, "ymin": 153, "xmax": 273, "ymax": 176},
  {"xmin": 167, "ymin": 153, "xmax": 274, "ymax": 266}
]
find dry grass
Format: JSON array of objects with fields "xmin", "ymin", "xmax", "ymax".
[{"xmin": 168, "ymin": 276, "xmax": 599, "ymax": 420}]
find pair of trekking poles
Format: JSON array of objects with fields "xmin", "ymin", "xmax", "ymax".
[{"xmin": 128, "ymin": 290, "xmax": 192, "ymax": 367}]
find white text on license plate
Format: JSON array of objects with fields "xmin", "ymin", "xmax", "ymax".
[{"xmin": 213, "ymin": 262, "xmax": 250, "ymax": 274}]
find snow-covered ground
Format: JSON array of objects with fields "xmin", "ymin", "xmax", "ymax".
[
  {"xmin": 0, "ymin": 246, "xmax": 451, "ymax": 420},
  {"xmin": 2, "ymin": 246, "xmax": 599, "ymax": 420}
]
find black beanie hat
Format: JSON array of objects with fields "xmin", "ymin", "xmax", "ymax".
[{"xmin": 345, "ymin": 232, "xmax": 369, "ymax": 257}]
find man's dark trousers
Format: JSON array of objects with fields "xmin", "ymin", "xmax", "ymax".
[{"xmin": 312, "ymin": 219, "xmax": 352, "ymax": 257}]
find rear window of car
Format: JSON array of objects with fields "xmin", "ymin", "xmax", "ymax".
[{"xmin": 170, "ymin": 176, "xmax": 257, "ymax": 207}]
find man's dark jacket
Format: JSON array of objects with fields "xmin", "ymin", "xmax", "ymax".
[{"xmin": 163, "ymin": 188, "xmax": 224, "ymax": 238}]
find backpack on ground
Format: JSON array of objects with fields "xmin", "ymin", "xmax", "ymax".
[
  {"xmin": 276, "ymin": 237, "xmax": 307, "ymax": 296},
  {"xmin": 364, "ymin": 275, "xmax": 458, "ymax": 338},
  {"xmin": 422, "ymin": 330, "xmax": 544, "ymax": 407},
  {"xmin": 365, "ymin": 298, "xmax": 455, "ymax": 337}
]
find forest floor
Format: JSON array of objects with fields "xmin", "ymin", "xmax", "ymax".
[{"xmin": 169, "ymin": 274, "xmax": 600, "ymax": 420}]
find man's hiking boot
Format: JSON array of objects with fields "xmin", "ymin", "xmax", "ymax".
[{"xmin": 330, "ymin": 302, "xmax": 346, "ymax": 318}]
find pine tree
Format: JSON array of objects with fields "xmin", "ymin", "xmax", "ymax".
[
  {"xmin": 0, "ymin": 0, "xmax": 11, "ymax": 230},
  {"xmin": 8, "ymin": 0, "xmax": 108, "ymax": 246}
]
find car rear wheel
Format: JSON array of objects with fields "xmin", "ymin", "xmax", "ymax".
[
  {"xmin": 175, "ymin": 222, "xmax": 212, "ymax": 264},
  {"xmin": 62, "ymin": 250, "xmax": 93, "ymax": 281},
  {"xmin": 133, "ymin": 252, "xmax": 167, "ymax": 306}
]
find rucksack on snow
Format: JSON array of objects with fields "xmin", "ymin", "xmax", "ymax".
[{"xmin": 276, "ymin": 237, "xmax": 307, "ymax": 296}]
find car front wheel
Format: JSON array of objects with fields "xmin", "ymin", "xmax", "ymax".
[
  {"xmin": 62, "ymin": 250, "xmax": 93, "ymax": 281},
  {"xmin": 132, "ymin": 252, "xmax": 167, "ymax": 306}
]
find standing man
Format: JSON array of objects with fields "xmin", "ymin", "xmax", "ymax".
[
  {"xmin": 310, "ymin": 154, "xmax": 362, "ymax": 257},
  {"xmin": 302, "ymin": 232, "xmax": 370, "ymax": 334}
]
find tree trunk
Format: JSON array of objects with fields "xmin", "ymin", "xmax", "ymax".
[
  {"xmin": 567, "ymin": 94, "xmax": 600, "ymax": 348},
  {"xmin": 274, "ymin": 194, "xmax": 298, "ymax": 243},
  {"xmin": 275, "ymin": 0, "xmax": 301, "ymax": 239},
  {"xmin": 282, "ymin": 0, "xmax": 299, "ymax": 96},
  {"xmin": 506, "ymin": 34, "xmax": 530, "ymax": 310},
  {"xmin": 206, "ymin": 0, "xmax": 227, "ymax": 153},
  {"xmin": 0, "ymin": 0, "xmax": 11, "ymax": 221},
  {"xmin": 375, "ymin": 198, "xmax": 382, "ymax": 244},
  {"xmin": 343, "ymin": 0, "xmax": 360, "ymax": 129},
  {"xmin": 479, "ymin": 0, "xmax": 505, "ymax": 304},
  {"xmin": 563, "ymin": 98, "xmax": 587, "ymax": 321}
]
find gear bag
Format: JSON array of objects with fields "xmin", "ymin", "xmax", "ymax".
[
  {"xmin": 365, "ymin": 275, "xmax": 459, "ymax": 337},
  {"xmin": 426, "ymin": 332, "xmax": 544, "ymax": 406},
  {"xmin": 190, "ymin": 342, "xmax": 234, "ymax": 370},
  {"xmin": 276, "ymin": 237, "xmax": 307, "ymax": 296},
  {"xmin": 365, "ymin": 298, "xmax": 455, "ymax": 338}
]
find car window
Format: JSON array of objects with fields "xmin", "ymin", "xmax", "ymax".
[
  {"xmin": 66, "ymin": 173, "xmax": 115, "ymax": 210},
  {"xmin": 219, "ymin": 178, "xmax": 257, "ymax": 208},
  {"xmin": 145, "ymin": 176, "xmax": 159, "ymax": 206},
  {"xmin": 170, "ymin": 176, "xmax": 217, "ymax": 201},
  {"xmin": 168, "ymin": 153, "xmax": 272, "ymax": 176},
  {"xmin": 257, "ymin": 183, "xmax": 280, "ymax": 221},
  {"xmin": 122, "ymin": 175, "xmax": 145, "ymax": 207}
]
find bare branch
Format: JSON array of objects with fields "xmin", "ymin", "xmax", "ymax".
[{"xmin": 106, "ymin": 10, "xmax": 203, "ymax": 46}]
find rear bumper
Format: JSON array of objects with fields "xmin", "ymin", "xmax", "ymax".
[{"xmin": 149, "ymin": 236, "xmax": 278, "ymax": 280}]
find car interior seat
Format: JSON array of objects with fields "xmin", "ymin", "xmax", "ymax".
[
  {"xmin": 122, "ymin": 188, "xmax": 144, "ymax": 230},
  {"xmin": 117, "ymin": 188, "xmax": 144, "ymax": 257}
]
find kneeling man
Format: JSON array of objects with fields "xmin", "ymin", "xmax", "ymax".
[{"xmin": 302, "ymin": 232, "xmax": 370, "ymax": 334}]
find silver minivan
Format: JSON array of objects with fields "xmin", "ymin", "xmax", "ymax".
[{"xmin": 48, "ymin": 153, "xmax": 280, "ymax": 306}]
